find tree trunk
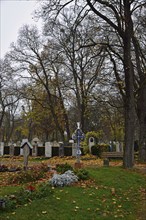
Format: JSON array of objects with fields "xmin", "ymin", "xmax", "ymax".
[
  {"xmin": 137, "ymin": 84, "xmax": 146, "ymax": 162},
  {"xmin": 123, "ymin": 0, "xmax": 135, "ymax": 168},
  {"xmin": 132, "ymin": 35, "xmax": 146, "ymax": 162}
]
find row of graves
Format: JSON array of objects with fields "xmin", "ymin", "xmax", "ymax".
[
  {"xmin": 0, "ymin": 123, "xmax": 124, "ymax": 160},
  {"xmin": 0, "ymin": 123, "xmax": 84, "ymax": 158},
  {"xmin": 0, "ymin": 138, "xmax": 124, "ymax": 158},
  {"xmin": 0, "ymin": 139, "xmax": 83, "ymax": 158}
]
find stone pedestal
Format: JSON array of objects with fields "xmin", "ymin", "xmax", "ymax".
[{"xmin": 74, "ymin": 162, "xmax": 83, "ymax": 169}]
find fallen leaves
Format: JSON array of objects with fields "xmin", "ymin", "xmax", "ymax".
[{"xmin": 42, "ymin": 211, "xmax": 47, "ymax": 214}]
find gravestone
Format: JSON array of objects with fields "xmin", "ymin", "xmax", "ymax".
[
  {"xmin": 21, "ymin": 139, "xmax": 32, "ymax": 170},
  {"xmin": 103, "ymin": 158, "xmax": 109, "ymax": 167},
  {"xmin": 9, "ymin": 143, "xmax": 15, "ymax": 156},
  {"xmin": 59, "ymin": 141, "xmax": 64, "ymax": 157},
  {"xmin": 119, "ymin": 142, "xmax": 124, "ymax": 152},
  {"xmin": 32, "ymin": 137, "xmax": 40, "ymax": 157},
  {"xmin": 45, "ymin": 142, "xmax": 52, "ymax": 157},
  {"xmin": 115, "ymin": 142, "xmax": 120, "ymax": 152},
  {"xmin": 109, "ymin": 141, "xmax": 113, "ymax": 152},
  {"xmin": 69, "ymin": 140, "xmax": 76, "ymax": 156},
  {"xmin": 52, "ymin": 141, "xmax": 60, "ymax": 147},
  {"xmin": 89, "ymin": 137, "xmax": 96, "ymax": 153},
  {"xmin": 0, "ymin": 142, "xmax": 4, "ymax": 156}
]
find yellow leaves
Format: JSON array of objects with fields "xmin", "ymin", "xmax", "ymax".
[
  {"xmin": 111, "ymin": 187, "xmax": 116, "ymax": 195},
  {"xmin": 11, "ymin": 212, "xmax": 16, "ymax": 215},
  {"xmin": 74, "ymin": 206, "xmax": 80, "ymax": 212},
  {"xmin": 95, "ymin": 207, "xmax": 100, "ymax": 211}
]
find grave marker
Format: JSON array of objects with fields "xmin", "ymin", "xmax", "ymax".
[
  {"xmin": 89, "ymin": 137, "xmax": 96, "ymax": 153},
  {"xmin": 45, "ymin": 142, "xmax": 52, "ymax": 157},
  {"xmin": 32, "ymin": 137, "xmax": 40, "ymax": 157},
  {"xmin": 59, "ymin": 141, "xmax": 64, "ymax": 157},
  {"xmin": 72, "ymin": 122, "xmax": 85, "ymax": 167},
  {"xmin": 21, "ymin": 139, "xmax": 32, "ymax": 170}
]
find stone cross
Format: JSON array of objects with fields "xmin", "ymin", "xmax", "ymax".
[
  {"xmin": 21, "ymin": 140, "xmax": 32, "ymax": 170},
  {"xmin": 72, "ymin": 122, "xmax": 84, "ymax": 163}
]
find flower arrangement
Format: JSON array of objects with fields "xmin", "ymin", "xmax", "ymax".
[{"xmin": 49, "ymin": 170, "xmax": 78, "ymax": 187}]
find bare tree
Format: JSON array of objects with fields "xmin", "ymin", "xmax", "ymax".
[
  {"xmin": 36, "ymin": 0, "xmax": 146, "ymax": 167},
  {"xmin": 0, "ymin": 58, "xmax": 20, "ymax": 142}
]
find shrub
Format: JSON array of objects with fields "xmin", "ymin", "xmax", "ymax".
[
  {"xmin": 91, "ymin": 145, "xmax": 100, "ymax": 156},
  {"xmin": 49, "ymin": 170, "xmax": 78, "ymax": 187},
  {"xmin": 82, "ymin": 130, "xmax": 103, "ymax": 155},
  {"xmin": 97, "ymin": 143, "xmax": 110, "ymax": 153},
  {"xmin": 74, "ymin": 169, "xmax": 90, "ymax": 181},
  {"xmin": 56, "ymin": 163, "xmax": 73, "ymax": 174}
]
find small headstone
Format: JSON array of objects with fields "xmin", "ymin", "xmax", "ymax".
[
  {"xmin": 9, "ymin": 144, "xmax": 14, "ymax": 156},
  {"xmin": 45, "ymin": 142, "xmax": 52, "ymax": 157},
  {"xmin": 89, "ymin": 137, "xmax": 96, "ymax": 153},
  {"xmin": 32, "ymin": 137, "xmax": 40, "ymax": 156},
  {"xmin": 71, "ymin": 141, "xmax": 77, "ymax": 157},
  {"xmin": 59, "ymin": 142, "xmax": 64, "ymax": 157},
  {"xmin": 103, "ymin": 158, "xmax": 109, "ymax": 166},
  {"xmin": 115, "ymin": 142, "xmax": 120, "ymax": 152},
  {"xmin": 109, "ymin": 141, "xmax": 113, "ymax": 152},
  {"xmin": 52, "ymin": 141, "xmax": 59, "ymax": 147}
]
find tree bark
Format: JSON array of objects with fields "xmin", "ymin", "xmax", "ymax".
[
  {"xmin": 123, "ymin": 0, "xmax": 135, "ymax": 168},
  {"xmin": 137, "ymin": 84, "xmax": 146, "ymax": 162},
  {"xmin": 132, "ymin": 35, "xmax": 146, "ymax": 162}
]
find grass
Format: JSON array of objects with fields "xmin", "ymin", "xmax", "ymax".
[
  {"xmin": 0, "ymin": 167, "xmax": 146, "ymax": 220},
  {"xmin": 0, "ymin": 185, "xmax": 21, "ymax": 196}
]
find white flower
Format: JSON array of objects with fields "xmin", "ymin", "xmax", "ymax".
[{"xmin": 49, "ymin": 170, "xmax": 78, "ymax": 187}]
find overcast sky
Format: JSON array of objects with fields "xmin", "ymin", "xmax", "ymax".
[{"xmin": 0, "ymin": 0, "xmax": 42, "ymax": 59}]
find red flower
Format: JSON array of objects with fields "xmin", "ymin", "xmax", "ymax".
[{"xmin": 26, "ymin": 185, "xmax": 35, "ymax": 192}]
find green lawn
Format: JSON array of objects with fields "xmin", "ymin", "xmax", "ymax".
[{"xmin": 0, "ymin": 167, "xmax": 146, "ymax": 220}]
